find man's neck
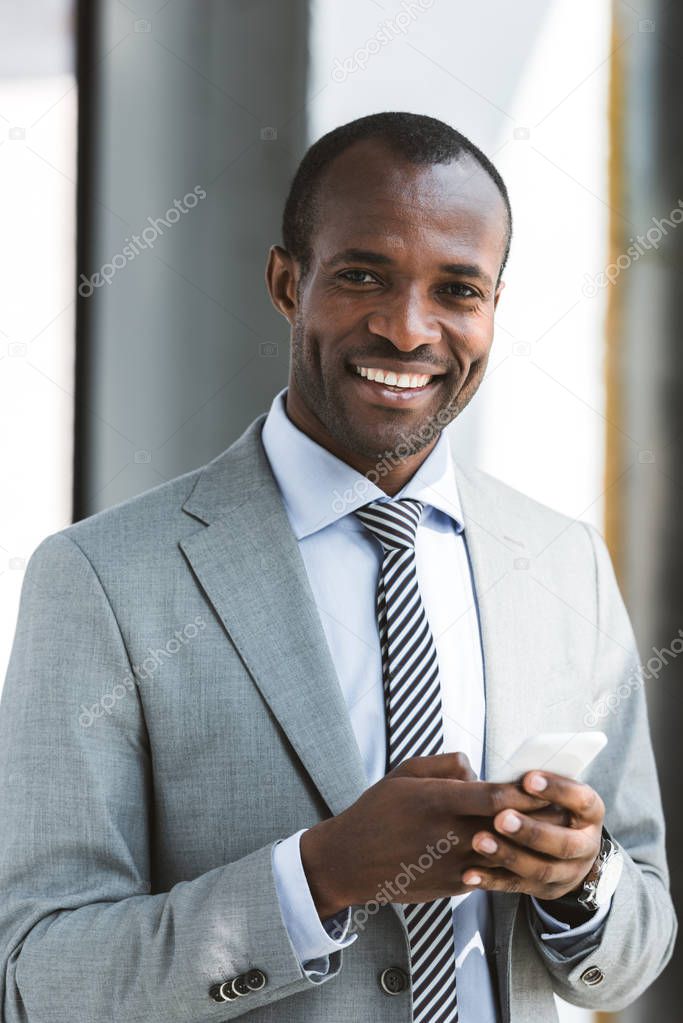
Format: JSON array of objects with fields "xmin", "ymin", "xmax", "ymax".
[{"xmin": 284, "ymin": 388, "xmax": 436, "ymax": 497}]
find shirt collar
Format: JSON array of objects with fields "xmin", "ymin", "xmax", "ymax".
[{"xmin": 261, "ymin": 386, "xmax": 465, "ymax": 541}]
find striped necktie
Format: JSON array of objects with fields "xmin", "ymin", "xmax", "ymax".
[{"xmin": 354, "ymin": 497, "xmax": 459, "ymax": 1023}]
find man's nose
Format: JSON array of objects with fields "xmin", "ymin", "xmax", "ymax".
[{"xmin": 366, "ymin": 287, "xmax": 442, "ymax": 350}]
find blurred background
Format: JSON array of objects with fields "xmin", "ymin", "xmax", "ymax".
[{"xmin": 1, "ymin": 1, "xmax": 680, "ymax": 1020}]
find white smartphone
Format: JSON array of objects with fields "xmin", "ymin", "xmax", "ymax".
[{"xmin": 488, "ymin": 731, "xmax": 608, "ymax": 784}]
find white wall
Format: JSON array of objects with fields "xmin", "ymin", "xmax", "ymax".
[
  {"xmin": 309, "ymin": 0, "xmax": 610, "ymax": 531},
  {"xmin": 0, "ymin": 0, "xmax": 76, "ymax": 687}
]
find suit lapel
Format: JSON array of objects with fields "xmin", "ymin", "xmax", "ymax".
[
  {"xmin": 454, "ymin": 459, "xmax": 541, "ymax": 1005},
  {"xmin": 180, "ymin": 415, "xmax": 369, "ymax": 821},
  {"xmin": 453, "ymin": 460, "xmax": 535, "ymax": 783}
]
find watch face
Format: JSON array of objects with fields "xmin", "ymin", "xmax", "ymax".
[{"xmin": 594, "ymin": 851, "xmax": 624, "ymax": 906}]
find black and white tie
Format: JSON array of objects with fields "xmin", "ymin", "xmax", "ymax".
[{"xmin": 354, "ymin": 497, "xmax": 459, "ymax": 1023}]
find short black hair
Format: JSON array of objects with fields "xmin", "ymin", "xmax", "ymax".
[{"xmin": 281, "ymin": 111, "xmax": 512, "ymax": 289}]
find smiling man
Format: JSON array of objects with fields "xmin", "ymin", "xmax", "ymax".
[
  {"xmin": 276, "ymin": 129, "xmax": 508, "ymax": 496},
  {"xmin": 0, "ymin": 112, "xmax": 676, "ymax": 1023}
]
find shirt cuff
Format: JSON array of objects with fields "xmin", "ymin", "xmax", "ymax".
[
  {"xmin": 530, "ymin": 893, "xmax": 612, "ymax": 943},
  {"xmin": 272, "ymin": 828, "xmax": 358, "ymax": 971}
]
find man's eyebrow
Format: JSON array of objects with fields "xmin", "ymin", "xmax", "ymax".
[
  {"xmin": 325, "ymin": 248, "xmax": 394, "ymax": 268},
  {"xmin": 325, "ymin": 248, "xmax": 493, "ymax": 289}
]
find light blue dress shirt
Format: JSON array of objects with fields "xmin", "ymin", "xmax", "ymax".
[{"xmin": 261, "ymin": 386, "xmax": 611, "ymax": 1019}]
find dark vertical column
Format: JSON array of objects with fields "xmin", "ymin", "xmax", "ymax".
[
  {"xmin": 73, "ymin": 0, "xmax": 100, "ymax": 521},
  {"xmin": 74, "ymin": 0, "xmax": 309, "ymax": 519},
  {"xmin": 615, "ymin": 1, "xmax": 683, "ymax": 1019}
]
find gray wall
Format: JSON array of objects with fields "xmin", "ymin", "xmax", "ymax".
[
  {"xmin": 76, "ymin": 0, "xmax": 309, "ymax": 515},
  {"xmin": 618, "ymin": 0, "xmax": 683, "ymax": 1018}
]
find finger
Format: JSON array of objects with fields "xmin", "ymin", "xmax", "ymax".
[
  {"xmin": 464, "ymin": 838, "xmax": 582, "ymax": 890},
  {"xmin": 391, "ymin": 752, "xmax": 477, "ymax": 781},
  {"xmin": 520, "ymin": 771, "xmax": 605, "ymax": 826},
  {"xmin": 525, "ymin": 806, "xmax": 572, "ymax": 827},
  {"xmin": 471, "ymin": 822, "xmax": 593, "ymax": 881},
  {"xmin": 461, "ymin": 866, "xmax": 539, "ymax": 894},
  {"xmin": 439, "ymin": 779, "xmax": 551, "ymax": 818},
  {"xmin": 490, "ymin": 809, "xmax": 595, "ymax": 859}
]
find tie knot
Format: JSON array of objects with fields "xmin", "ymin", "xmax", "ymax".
[{"xmin": 354, "ymin": 498, "xmax": 424, "ymax": 551}]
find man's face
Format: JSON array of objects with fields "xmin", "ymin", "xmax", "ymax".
[{"xmin": 275, "ymin": 139, "xmax": 508, "ymax": 462}]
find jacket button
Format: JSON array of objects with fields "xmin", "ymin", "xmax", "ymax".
[
  {"xmin": 209, "ymin": 981, "xmax": 238, "ymax": 1001},
  {"xmin": 245, "ymin": 969, "xmax": 267, "ymax": 991},
  {"xmin": 379, "ymin": 966, "xmax": 409, "ymax": 995},
  {"xmin": 232, "ymin": 975, "xmax": 251, "ymax": 996},
  {"xmin": 219, "ymin": 981, "xmax": 239, "ymax": 1001},
  {"xmin": 580, "ymin": 966, "xmax": 605, "ymax": 986}
]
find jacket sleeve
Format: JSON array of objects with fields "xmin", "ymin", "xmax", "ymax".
[
  {"xmin": 527, "ymin": 521, "xmax": 678, "ymax": 1011},
  {"xmin": 0, "ymin": 532, "xmax": 344, "ymax": 1023}
]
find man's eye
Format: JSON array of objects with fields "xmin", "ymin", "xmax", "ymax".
[
  {"xmin": 338, "ymin": 269, "xmax": 377, "ymax": 284},
  {"xmin": 336, "ymin": 272, "xmax": 479, "ymax": 298},
  {"xmin": 441, "ymin": 282, "xmax": 478, "ymax": 298}
]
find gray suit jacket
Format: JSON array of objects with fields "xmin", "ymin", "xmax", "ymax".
[{"xmin": 0, "ymin": 412, "xmax": 676, "ymax": 1022}]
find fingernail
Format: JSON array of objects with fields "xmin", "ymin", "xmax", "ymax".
[
  {"xmin": 528, "ymin": 773, "xmax": 547, "ymax": 792},
  {"xmin": 501, "ymin": 812, "xmax": 521, "ymax": 833},
  {"xmin": 478, "ymin": 836, "xmax": 498, "ymax": 853},
  {"xmin": 465, "ymin": 874, "xmax": 481, "ymax": 885}
]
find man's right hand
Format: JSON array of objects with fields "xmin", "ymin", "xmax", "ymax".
[{"xmin": 299, "ymin": 752, "xmax": 555, "ymax": 919}]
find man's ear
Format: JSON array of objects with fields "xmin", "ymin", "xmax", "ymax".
[
  {"xmin": 493, "ymin": 279, "xmax": 506, "ymax": 310},
  {"xmin": 265, "ymin": 245, "xmax": 299, "ymax": 325}
]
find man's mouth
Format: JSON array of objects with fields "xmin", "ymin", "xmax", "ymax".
[
  {"xmin": 346, "ymin": 363, "xmax": 444, "ymax": 406},
  {"xmin": 351, "ymin": 364, "xmax": 434, "ymax": 391}
]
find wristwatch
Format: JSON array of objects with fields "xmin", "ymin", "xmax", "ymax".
[
  {"xmin": 538, "ymin": 829, "xmax": 624, "ymax": 925},
  {"xmin": 575, "ymin": 830, "xmax": 624, "ymax": 911}
]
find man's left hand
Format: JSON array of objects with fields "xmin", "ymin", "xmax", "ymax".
[{"xmin": 461, "ymin": 771, "xmax": 604, "ymax": 900}]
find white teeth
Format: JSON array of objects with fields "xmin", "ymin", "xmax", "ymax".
[{"xmin": 354, "ymin": 365, "xmax": 432, "ymax": 388}]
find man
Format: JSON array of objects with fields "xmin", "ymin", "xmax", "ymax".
[{"xmin": 0, "ymin": 112, "xmax": 675, "ymax": 1022}]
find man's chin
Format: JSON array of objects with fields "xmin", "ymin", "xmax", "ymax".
[{"xmin": 332, "ymin": 413, "xmax": 442, "ymax": 465}]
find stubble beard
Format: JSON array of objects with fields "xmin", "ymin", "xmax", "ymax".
[{"xmin": 289, "ymin": 313, "xmax": 480, "ymax": 466}]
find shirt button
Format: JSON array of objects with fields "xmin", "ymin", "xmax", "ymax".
[
  {"xmin": 580, "ymin": 966, "xmax": 605, "ymax": 986},
  {"xmin": 379, "ymin": 966, "xmax": 409, "ymax": 995}
]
